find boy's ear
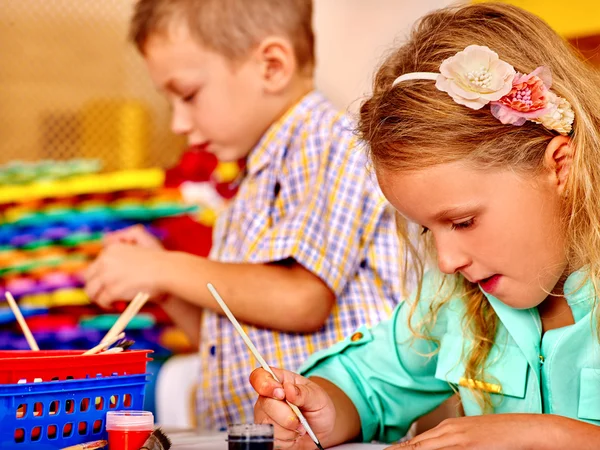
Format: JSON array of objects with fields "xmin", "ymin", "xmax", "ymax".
[
  {"xmin": 543, "ymin": 135, "xmax": 573, "ymax": 195},
  {"xmin": 254, "ymin": 36, "xmax": 296, "ymax": 93}
]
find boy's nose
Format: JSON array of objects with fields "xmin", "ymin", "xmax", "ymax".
[{"xmin": 170, "ymin": 102, "xmax": 193, "ymax": 136}]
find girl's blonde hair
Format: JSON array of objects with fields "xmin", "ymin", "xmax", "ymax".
[{"xmin": 359, "ymin": 2, "xmax": 600, "ymax": 411}]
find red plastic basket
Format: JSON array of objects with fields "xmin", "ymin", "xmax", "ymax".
[{"xmin": 0, "ymin": 350, "xmax": 152, "ymax": 384}]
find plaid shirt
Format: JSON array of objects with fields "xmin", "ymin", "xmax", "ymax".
[{"xmin": 197, "ymin": 91, "xmax": 403, "ymax": 429}]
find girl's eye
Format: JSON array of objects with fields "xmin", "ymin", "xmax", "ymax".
[
  {"xmin": 451, "ymin": 218, "xmax": 475, "ymax": 231},
  {"xmin": 182, "ymin": 91, "xmax": 197, "ymax": 103},
  {"xmin": 421, "ymin": 226, "xmax": 429, "ymax": 235}
]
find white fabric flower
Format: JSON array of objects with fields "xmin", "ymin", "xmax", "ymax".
[
  {"xmin": 531, "ymin": 92, "xmax": 574, "ymax": 135},
  {"xmin": 435, "ymin": 45, "xmax": 516, "ymax": 110}
]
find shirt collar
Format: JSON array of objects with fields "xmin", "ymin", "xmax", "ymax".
[
  {"xmin": 480, "ymin": 268, "xmax": 596, "ymax": 382},
  {"xmin": 246, "ymin": 90, "xmax": 326, "ymax": 176}
]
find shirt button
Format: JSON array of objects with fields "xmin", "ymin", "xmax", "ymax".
[
  {"xmin": 350, "ymin": 332, "xmax": 363, "ymax": 342},
  {"xmin": 209, "ymin": 345, "xmax": 216, "ymax": 356}
]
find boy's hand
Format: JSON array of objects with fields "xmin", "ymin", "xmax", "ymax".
[
  {"xmin": 250, "ymin": 368, "xmax": 336, "ymax": 449},
  {"xmin": 103, "ymin": 224, "xmax": 163, "ymax": 250},
  {"xmin": 84, "ymin": 244, "xmax": 167, "ymax": 308}
]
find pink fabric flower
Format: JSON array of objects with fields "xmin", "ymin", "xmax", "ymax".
[{"xmin": 490, "ymin": 67, "xmax": 552, "ymax": 125}]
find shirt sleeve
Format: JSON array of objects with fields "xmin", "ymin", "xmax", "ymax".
[
  {"xmin": 299, "ymin": 272, "xmax": 455, "ymax": 443},
  {"xmin": 250, "ymin": 116, "xmax": 394, "ymax": 296}
]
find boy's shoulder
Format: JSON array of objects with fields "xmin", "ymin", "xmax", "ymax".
[
  {"xmin": 283, "ymin": 91, "xmax": 367, "ymax": 167},
  {"xmin": 291, "ymin": 91, "xmax": 354, "ymax": 140}
]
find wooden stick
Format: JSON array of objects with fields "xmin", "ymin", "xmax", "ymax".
[
  {"xmin": 206, "ymin": 283, "xmax": 325, "ymax": 450},
  {"xmin": 83, "ymin": 332, "xmax": 124, "ymax": 356},
  {"xmin": 99, "ymin": 292, "xmax": 149, "ymax": 345},
  {"xmin": 5, "ymin": 292, "xmax": 39, "ymax": 351}
]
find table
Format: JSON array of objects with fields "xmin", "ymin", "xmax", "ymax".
[{"xmin": 168, "ymin": 430, "xmax": 388, "ymax": 449}]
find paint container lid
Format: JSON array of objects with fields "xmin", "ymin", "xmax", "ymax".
[{"xmin": 106, "ymin": 410, "xmax": 154, "ymax": 431}]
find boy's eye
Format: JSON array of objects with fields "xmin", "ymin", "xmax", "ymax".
[
  {"xmin": 450, "ymin": 218, "xmax": 474, "ymax": 231},
  {"xmin": 421, "ymin": 226, "xmax": 429, "ymax": 235}
]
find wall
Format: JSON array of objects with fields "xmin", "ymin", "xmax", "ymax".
[
  {"xmin": 0, "ymin": 1, "xmax": 453, "ymax": 167},
  {"xmin": 314, "ymin": 0, "xmax": 454, "ymax": 113}
]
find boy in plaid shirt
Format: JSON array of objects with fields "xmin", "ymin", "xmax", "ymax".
[{"xmin": 85, "ymin": 0, "xmax": 404, "ymax": 429}]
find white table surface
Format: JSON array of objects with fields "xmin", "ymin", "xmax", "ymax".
[{"xmin": 168, "ymin": 430, "xmax": 388, "ymax": 449}]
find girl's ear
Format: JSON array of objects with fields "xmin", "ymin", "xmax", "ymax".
[{"xmin": 543, "ymin": 135, "xmax": 573, "ymax": 195}]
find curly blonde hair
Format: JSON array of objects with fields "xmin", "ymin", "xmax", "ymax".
[{"xmin": 359, "ymin": 2, "xmax": 600, "ymax": 411}]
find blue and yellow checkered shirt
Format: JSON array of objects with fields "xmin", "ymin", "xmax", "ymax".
[{"xmin": 198, "ymin": 91, "xmax": 403, "ymax": 429}]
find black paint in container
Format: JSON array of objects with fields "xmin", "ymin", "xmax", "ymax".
[{"xmin": 228, "ymin": 423, "xmax": 274, "ymax": 450}]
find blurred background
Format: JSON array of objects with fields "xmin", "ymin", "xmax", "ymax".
[{"xmin": 0, "ymin": 0, "xmax": 598, "ymax": 420}]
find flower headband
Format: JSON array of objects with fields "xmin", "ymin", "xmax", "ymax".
[{"xmin": 392, "ymin": 45, "xmax": 574, "ymax": 135}]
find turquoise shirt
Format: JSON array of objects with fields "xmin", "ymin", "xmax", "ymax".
[{"xmin": 300, "ymin": 271, "xmax": 600, "ymax": 443}]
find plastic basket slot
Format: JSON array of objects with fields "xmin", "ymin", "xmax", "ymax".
[
  {"xmin": 92, "ymin": 419, "xmax": 103, "ymax": 434},
  {"xmin": 47, "ymin": 424, "xmax": 58, "ymax": 439},
  {"xmin": 33, "ymin": 402, "xmax": 43, "ymax": 417},
  {"xmin": 94, "ymin": 396, "xmax": 104, "ymax": 410},
  {"xmin": 15, "ymin": 428, "xmax": 25, "ymax": 443},
  {"xmin": 49, "ymin": 400, "xmax": 59, "ymax": 415},
  {"xmin": 30, "ymin": 426, "xmax": 42, "ymax": 442},
  {"xmin": 63, "ymin": 423, "xmax": 73, "ymax": 438},
  {"xmin": 16, "ymin": 403, "xmax": 26, "ymax": 419},
  {"xmin": 80, "ymin": 397, "xmax": 90, "ymax": 412},
  {"xmin": 78, "ymin": 422, "xmax": 88, "ymax": 436}
]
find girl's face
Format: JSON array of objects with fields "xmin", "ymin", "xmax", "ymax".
[{"xmin": 378, "ymin": 161, "xmax": 568, "ymax": 309}]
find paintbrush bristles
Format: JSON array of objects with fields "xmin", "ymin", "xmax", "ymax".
[{"xmin": 140, "ymin": 428, "xmax": 171, "ymax": 450}]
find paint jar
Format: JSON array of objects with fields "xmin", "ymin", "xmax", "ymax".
[
  {"xmin": 227, "ymin": 423, "xmax": 274, "ymax": 450},
  {"xmin": 106, "ymin": 410, "xmax": 153, "ymax": 450}
]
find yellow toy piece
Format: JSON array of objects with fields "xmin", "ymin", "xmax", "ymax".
[
  {"xmin": 0, "ymin": 169, "xmax": 165, "ymax": 204},
  {"xmin": 213, "ymin": 161, "xmax": 241, "ymax": 183}
]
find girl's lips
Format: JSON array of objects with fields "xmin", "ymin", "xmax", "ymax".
[{"xmin": 479, "ymin": 274, "xmax": 501, "ymax": 294}]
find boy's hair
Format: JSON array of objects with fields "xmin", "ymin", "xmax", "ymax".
[
  {"xmin": 358, "ymin": 2, "xmax": 600, "ymax": 411},
  {"xmin": 129, "ymin": 0, "xmax": 315, "ymax": 75}
]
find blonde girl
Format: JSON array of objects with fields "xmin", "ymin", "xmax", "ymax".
[{"xmin": 250, "ymin": 3, "xmax": 600, "ymax": 449}]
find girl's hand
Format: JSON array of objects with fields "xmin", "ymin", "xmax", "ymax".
[
  {"xmin": 250, "ymin": 367, "xmax": 336, "ymax": 449},
  {"xmin": 388, "ymin": 414, "xmax": 564, "ymax": 450}
]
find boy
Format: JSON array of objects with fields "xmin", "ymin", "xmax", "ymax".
[{"xmin": 84, "ymin": 0, "xmax": 403, "ymax": 430}]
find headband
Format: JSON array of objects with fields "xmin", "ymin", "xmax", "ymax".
[{"xmin": 392, "ymin": 45, "xmax": 574, "ymax": 135}]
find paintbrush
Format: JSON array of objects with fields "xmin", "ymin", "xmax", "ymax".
[
  {"xmin": 207, "ymin": 283, "xmax": 325, "ymax": 450},
  {"xmin": 60, "ymin": 439, "xmax": 107, "ymax": 449},
  {"xmin": 139, "ymin": 427, "xmax": 171, "ymax": 450}
]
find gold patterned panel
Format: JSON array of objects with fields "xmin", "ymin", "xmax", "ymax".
[{"xmin": 0, "ymin": 0, "xmax": 186, "ymax": 171}]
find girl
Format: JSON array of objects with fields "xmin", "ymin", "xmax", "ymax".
[{"xmin": 250, "ymin": 3, "xmax": 600, "ymax": 449}]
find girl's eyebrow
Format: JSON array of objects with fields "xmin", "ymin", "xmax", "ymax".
[{"xmin": 433, "ymin": 204, "xmax": 481, "ymax": 221}]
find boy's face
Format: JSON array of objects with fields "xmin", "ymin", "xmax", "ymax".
[
  {"xmin": 143, "ymin": 26, "xmax": 271, "ymax": 162},
  {"xmin": 378, "ymin": 161, "xmax": 568, "ymax": 309}
]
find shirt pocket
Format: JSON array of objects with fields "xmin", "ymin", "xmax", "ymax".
[
  {"xmin": 434, "ymin": 333, "xmax": 528, "ymax": 399},
  {"xmin": 578, "ymin": 368, "xmax": 600, "ymax": 421}
]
